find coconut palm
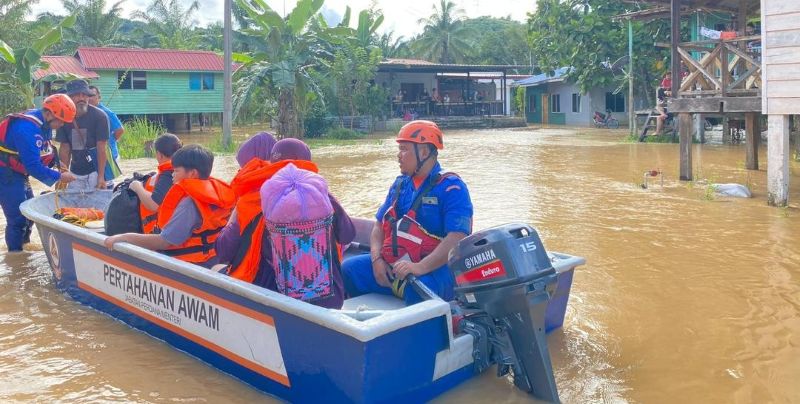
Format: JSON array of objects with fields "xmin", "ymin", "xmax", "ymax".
[
  {"xmin": 413, "ymin": 0, "xmax": 471, "ymax": 63},
  {"xmin": 62, "ymin": 0, "xmax": 125, "ymax": 47},
  {"xmin": 0, "ymin": 0, "xmax": 36, "ymax": 48},
  {"xmin": 377, "ymin": 31, "xmax": 408, "ymax": 59},
  {"xmin": 132, "ymin": 0, "xmax": 200, "ymax": 49}
]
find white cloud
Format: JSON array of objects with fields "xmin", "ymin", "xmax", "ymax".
[{"xmin": 29, "ymin": 0, "xmax": 535, "ymax": 38}]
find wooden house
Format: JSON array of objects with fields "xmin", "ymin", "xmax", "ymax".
[
  {"xmin": 514, "ymin": 67, "xmax": 631, "ymax": 127},
  {"xmin": 36, "ymin": 47, "xmax": 227, "ymax": 132},
  {"xmin": 376, "ymin": 59, "xmax": 522, "ymax": 118},
  {"xmin": 620, "ymin": 0, "xmax": 800, "ymax": 206}
]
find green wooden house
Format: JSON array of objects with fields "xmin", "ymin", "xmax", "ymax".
[{"xmin": 36, "ymin": 47, "xmax": 227, "ymax": 131}]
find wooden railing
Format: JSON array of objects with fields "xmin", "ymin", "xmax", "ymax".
[{"xmin": 677, "ymin": 35, "xmax": 761, "ymax": 98}]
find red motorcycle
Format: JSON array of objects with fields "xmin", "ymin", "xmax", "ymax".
[{"xmin": 593, "ymin": 109, "xmax": 620, "ymax": 129}]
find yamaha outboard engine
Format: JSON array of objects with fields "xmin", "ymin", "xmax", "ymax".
[{"xmin": 449, "ymin": 223, "xmax": 560, "ymax": 402}]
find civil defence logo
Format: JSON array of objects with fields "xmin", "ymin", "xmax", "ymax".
[{"xmin": 48, "ymin": 232, "xmax": 62, "ymax": 280}]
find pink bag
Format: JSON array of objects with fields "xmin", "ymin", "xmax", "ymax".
[
  {"xmin": 260, "ymin": 163, "xmax": 337, "ymax": 303},
  {"xmin": 260, "ymin": 163, "xmax": 333, "ymax": 224}
]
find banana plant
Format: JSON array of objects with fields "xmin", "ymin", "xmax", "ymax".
[
  {"xmin": 0, "ymin": 14, "xmax": 77, "ymax": 108},
  {"xmin": 234, "ymin": 0, "xmax": 337, "ymax": 138}
]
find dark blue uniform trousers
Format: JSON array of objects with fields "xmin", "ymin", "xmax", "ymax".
[
  {"xmin": 342, "ymin": 254, "xmax": 455, "ymax": 305},
  {"xmin": 0, "ymin": 169, "xmax": 33, "ymax": 251}
]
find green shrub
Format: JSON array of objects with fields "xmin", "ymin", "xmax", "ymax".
[
  {"xmin": 304, "ymin": 98, "xmax": 330, "ymax": 138},
  {"xmin": 118, "ymin": 118, "xmax": 163, "ymax": 159},
  {"xmin": 207, "ymin": 136, "xmax": 240, "ymax": 154},
  {"xmin": 325, "ymin": 127, "xmax": 364, "ymax": 140}
]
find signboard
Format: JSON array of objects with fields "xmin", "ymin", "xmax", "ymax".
[{"xmin": 72, "ymin": 243, "xmax": 289, "ymax": 386}]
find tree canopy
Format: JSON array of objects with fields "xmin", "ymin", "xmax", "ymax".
[{"xmin": 528, "ymin": 0, "xmax": 671, "ymax": 103}]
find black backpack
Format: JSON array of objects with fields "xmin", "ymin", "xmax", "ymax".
[{"xmin": 104, "ymin": 172, "xmax": 153, "ymax": 236}]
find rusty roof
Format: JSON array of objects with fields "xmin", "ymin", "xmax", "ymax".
[
  {"xmin": 76, "ymin": 47, "xmax": 226, "ymax": 71},
  {"xmin": 33, "ymin": 56, "xmax": 99, "ymax": 81}
]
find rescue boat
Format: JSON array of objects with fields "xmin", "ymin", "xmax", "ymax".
[{"xmin": 21, "ymin": 190, "xmax": 584, "ymax": 403}]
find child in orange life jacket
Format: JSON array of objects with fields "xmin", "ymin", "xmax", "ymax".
[
  {"xmin": 128, "ymin": 133, "xmax": 182, "ymax": 234},
  {"xmin": 341, "ymin": 120, "xmax": 473, "ymax": 305},
  {"xmin": 104, "ymin": 145, "xmax": 235, "ymax": 268},
  {"xmin": 215, "ymin": 138, "xmax": 355, "ymax": 309}
]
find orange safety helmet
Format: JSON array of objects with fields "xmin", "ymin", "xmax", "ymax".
[
  {"xmin": 42, "ymin": 93, "xmax": 76, "ymax": 123},
  {"xmin": 396, "ymin": 120, "xmax": 444, "ymax": 150}
]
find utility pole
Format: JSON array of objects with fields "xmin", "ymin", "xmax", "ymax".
[
  {"xmin": 628, "ymin": 18, "xmax": 635, "ymax": 137},
  {"xmin": 222, "ymin": 0, "xmax": 232, "ymax": 147}
]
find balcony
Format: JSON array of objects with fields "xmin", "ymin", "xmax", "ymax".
[{"xmin": 676, "ymin": 35, "xmax": 761, "ymax": 98}]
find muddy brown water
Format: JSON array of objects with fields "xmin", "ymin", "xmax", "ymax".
[{"xmin": 1, "ymin": 128, "xmax": 799, "ymax": 403}]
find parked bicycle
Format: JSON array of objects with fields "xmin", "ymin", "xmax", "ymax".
[{"xmin": 593, "ymin": 109, "xmax": 620, "ymax": 129}]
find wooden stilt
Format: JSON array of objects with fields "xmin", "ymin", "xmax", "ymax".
[
  {"xmin": 679, "ymin": 112, "xmax": 693, "ymax": 180},
  {"xmin": 745, "ymin": 112, "xmax": 758, "ymax": 169},
  {"xmin": 722, "ymin": 115, "xmax": 731, "ymax": 144},
  {"xmin": 792, "ymin": 115, "xmax": 800, "ymax": 161},
  {"xmin": 767, "ymin": 114, "xmax": 790, "ymax": 206},
  {"xmin": 695, "ymin": 113, "xmax": 705, "ymax": 143}
]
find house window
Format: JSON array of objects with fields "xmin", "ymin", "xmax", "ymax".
[
  {"xmin": 118, "ymin": 71, "xmax": 147, "ymax": 90},
  {"xmin": 605, "ymin": 92, "xmax": 625, "ymax": 112},
  {"xmin": 571, "ymin": 93, "xmax": 581, "ymax": 113},
  {"xmin": 551, "ymin": 94, "xmax": 561, "ymax": 113},
  {"xmin": 190, "ymin": 73, "xmax": 215, "ymax": 90},
  {"xmin": 528, "ymin": 95, "xmax": 537, "ymax": 112}
]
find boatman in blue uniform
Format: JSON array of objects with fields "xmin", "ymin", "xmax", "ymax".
[
  {"xmin": 0, "ymin": 94, "xmax": 78, "ymax": 252},
  {"xmin": 342, "ymin": 120, "xmax": 473, "ymax": 304}
]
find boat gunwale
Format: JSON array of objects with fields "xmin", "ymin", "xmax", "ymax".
[
  {"xmin": 21, "ymin": 192, "xmax": 457, "ymax": 342},
  {"xmin": 20, "ymin": 191, "xmax": 585, "ymax": 343}
]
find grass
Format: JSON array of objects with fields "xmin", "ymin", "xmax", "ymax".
[
  {"xmin": 118, "ymin": 118, "xmax": 163, "ymax": 159},
  {"xmin": 207, "ymin": 136, "xmax": 241, "ymax": 154},
  {"xmin": 325, "ymin": 127, "xmax": 365, "ymax": 140}
]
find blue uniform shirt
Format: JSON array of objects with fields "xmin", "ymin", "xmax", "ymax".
[
  {"xmin": 5, "ymin": 109, "xmax": 61, "ymax": 186},
  {"xmin": 97, "ymin": 103, "xmax": 122, "ymax": 159},
  {"xmin": 376, "ymin": 162, "xmax": 473, "ymax": 237}
]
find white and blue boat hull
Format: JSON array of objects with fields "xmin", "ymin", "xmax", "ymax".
[{"xmin": 22, "ymin": 191, "xmax": 584, "ymax": 402}]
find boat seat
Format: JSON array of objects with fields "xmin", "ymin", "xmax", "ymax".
[{"xmin": 341, "ymin": 293, "xmax": 406, "ymax": 311}]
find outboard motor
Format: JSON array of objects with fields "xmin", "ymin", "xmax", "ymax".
[{"xmin": 449, "ymin": 223, "xmax": 560, "ymax": 402}]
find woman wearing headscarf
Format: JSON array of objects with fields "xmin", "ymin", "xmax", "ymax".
[{"xmin": 216, "ymin": 138, "xmax": 354, "ymax": 308}]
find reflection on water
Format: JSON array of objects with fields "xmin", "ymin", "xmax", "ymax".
[{"xmin": 1, "ymin": 128, "xmax": 799, "ymax": 403}]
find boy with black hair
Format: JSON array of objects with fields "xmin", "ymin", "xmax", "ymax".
[
  {"xmin": 105, "ymin": 144, "xmax": 235, "ymax": 268},
  {"xmin": 129, "ymin": 133, "xmax": 182, "ymax": 233}
]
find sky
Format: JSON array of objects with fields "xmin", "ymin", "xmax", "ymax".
[{"xmin": 29, "ymin": 0, "xmax": 536, "ymax": 39}]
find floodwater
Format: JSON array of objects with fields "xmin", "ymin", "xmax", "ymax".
[{"xmin": 2, "ymin": 127, "xmax": 799, "ymax": 403}]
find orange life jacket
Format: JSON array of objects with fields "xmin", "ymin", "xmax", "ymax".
[
  {"xmin": 227, "ymin": 159, "xmax": 319, "ymax": 283},
  {"xmin": 380, "ymin": 173, "xmax": 457, "ymax": 265},
  {"xmin": 156, "ymin": 177, "xmax": 235, "ymax": 265},
  {"xmin": 139, "ymin": 160, "xmax": 173, "ymax": 234}
]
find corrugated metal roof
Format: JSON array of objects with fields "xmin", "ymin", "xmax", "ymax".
[
  {"xmin": 34, "ymin": 56, "xmax": 99, "ymax": 80},
  {"xmin": 77, "ymin": 47, "xmax": 226, "ymax": 71},
  {"xmin": 382, "ymin": 58, "xmax": 437, "ymax": 66},
  {"xmin": 379, "ymin": 59, "xmax": 528, "ymax": 73},
  {"xmin": 513, "ymin": 67, "xmax": 571, "ymax": 87}
]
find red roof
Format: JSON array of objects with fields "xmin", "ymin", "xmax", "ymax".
[
  {"xmin": 34, "ymin": 56, "xmax": 99, "ymax": 80},
  {"xmin": 77, "ymin": 47, "xmax": 226, "ymax": 72}
]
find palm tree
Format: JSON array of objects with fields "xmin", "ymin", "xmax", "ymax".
[
  {"xmin": 413, "ymin": 0, "xmax": 471, "ymax": 63},
  {"xmin": 0, "ymin": 0, "xmax": 36, "ymax": 48},
  {"xmin": 62, "ymin": 0, "xmax": 125, "ymax": 47},
  {"xmin": 132, "ymin": 0, "xmax": 200, "ymax": 49},
  {"xmin": 234, "ymin": 0, "xmax": 337, "ymax": 138},
  {"xmin": 376, "ymin": 31, "xmax": 408, "ymax": 58}
]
